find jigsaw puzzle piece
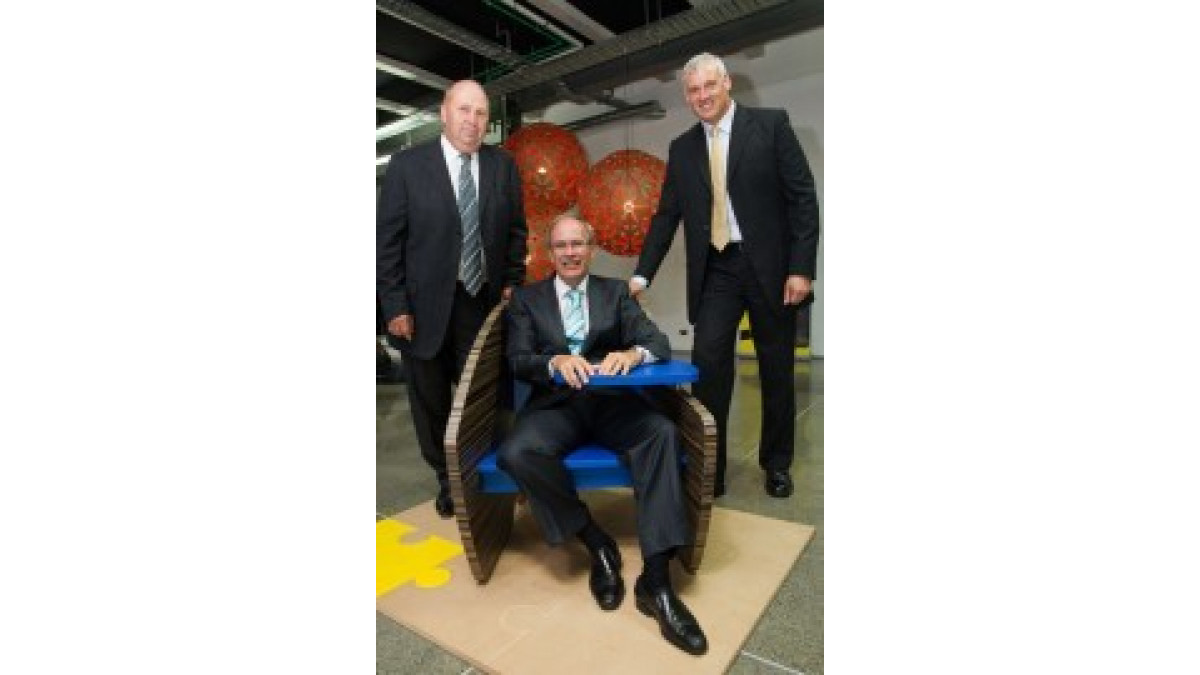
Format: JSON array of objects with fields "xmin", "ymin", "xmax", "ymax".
[{"xmin": 376, "ymin": 518, "xmax": 464, "ymax": 596}]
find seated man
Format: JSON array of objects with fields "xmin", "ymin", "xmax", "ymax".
[{"xmin": 497, "ymin": 214, "xmax": 708, "ymax": 656}]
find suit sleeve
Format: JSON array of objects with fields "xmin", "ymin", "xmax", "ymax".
[
  {"xmin": 774, "ymin": 110, "xmax": 821, "ymax": 280},
  {"xmin": 617, "ymin": 283, "xmax": 671, "ymax": 360},
  {"xmin": 506, "ymin": 290, "xmax": 554, "ymax": 385},
  {"xmin": 634, "ymin": 143, "xmax": 684, "ymax": 284},
  {"xmin": 376, "ymin": 157, "xmax": 410, "ymax": 321},
  {"xmin": 501, "ymin": 151, "xmax": 528, "ymax": 288}
]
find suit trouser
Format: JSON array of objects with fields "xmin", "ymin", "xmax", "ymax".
[
  {"xmin": 691, "ymin": 244, "xmax": 798, "ymax": 487},
  {"xmin": 497, "ymin": 392, "xmax": 691, "ymax": 558},
  {"xmin": 402, "ymin": 283, "xmax": 493, "ymax": 488}
]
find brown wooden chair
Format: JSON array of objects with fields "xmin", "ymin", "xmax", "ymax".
[{"xmin": 444, "ymin": 301, "xmax": 717, "ymax": 583}]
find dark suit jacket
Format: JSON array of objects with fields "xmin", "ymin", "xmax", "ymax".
[
  {"xmin": 507, "ymin": 275, "xmax": 671, "ymax": 412},
  {"xmin": 635, "ymin": 105, "xmax": 820, "ymax": 323},
  {"xmin": 377, "ymin": 139, "xmax": 527, "ymax": 359}
]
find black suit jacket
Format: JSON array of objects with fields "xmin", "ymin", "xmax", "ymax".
[
  {"xmin": 507, "ymin": 275, "xmax": 671, "ymax": 412},
  {"xmin": 635, "ymin": 105, "xmax": 820, "ymax": 323},
  {"xmin": 377, "ymin": 139, "xmax": 527, "ymax": 359}
]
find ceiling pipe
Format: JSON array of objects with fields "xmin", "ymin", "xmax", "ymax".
[
  {"xmin": 376, "ymin": 0, "xmax": 525, "ymax": 67},
  {"xmin": 511, "ymin": 0, "xmax": 822, "ymax": 111},
  {"xmin": 525, "ymin": 0, "xmax": 614, "ymax": 42},
  {"xmin": 482, "ymin": 0, "xmax": 795, "ymax": 97},
  {"xmin": 560, "ymin": 101, "xmax": 665, "ymax": 132},
  {"xmin": 377, "ymin": 0, "xmax": 822, "ymax": 154}
]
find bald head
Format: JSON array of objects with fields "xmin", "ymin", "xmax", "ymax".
[{"xmin": 441, "ymin": 80, "xmax": 489, "ymax": 154}]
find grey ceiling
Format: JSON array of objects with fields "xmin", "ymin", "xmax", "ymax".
[{"xmin": 376, "ymin": 0, "xmax": 822, "ymax": 163}]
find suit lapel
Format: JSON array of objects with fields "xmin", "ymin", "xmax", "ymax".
[
  {"xmin": 429, "ymin": 142, "xmax": 462, "ymax": 235},
  {"xmin": 477, "ymin": 146, "xmax": 496, "ymax": 244},
  {"xmin": 540, "ymin": 279, "xmax": 569, "ymax": 353},
  {"xmin": 688, "ymin": 124, "xmax": 712, "ymax": 199},
  {"xmin": 581, "ymin": 276, "xmax": 603, "ymax": 356},
  {"xmin": 726, "ymin": 104, "xmax": 756, "ymax": 182}
]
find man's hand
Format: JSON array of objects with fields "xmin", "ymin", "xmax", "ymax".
[
  {"xmin": 551, "ymin": 354, "xmax": 593, "ymax": 389},
  {"xmin": 387, "ymin": 314, "xmax": 414, "ymax": 340},
  {"xmin": 628, "ymin": 277, "xmax": 646, "ymax": 301},
  {"xmin": 597, "ymin": 348, "xmax": 642, "ymax": 376},
  {"xmin": 783, "ymin": 275, "xmax": 812, "ymax": 306}
]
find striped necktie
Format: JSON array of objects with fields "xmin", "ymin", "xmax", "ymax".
[
  {"xmin": 458, "ymin": 153, "xmax": 483, "ymax": 296},
  {"xmin": 564, "ymin": 288, "xmax": 585, "ymax": 355}
]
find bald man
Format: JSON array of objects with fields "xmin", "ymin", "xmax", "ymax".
[{"xmin": 377, "ymin": 80, "xmax": 528, "ymax": 518}]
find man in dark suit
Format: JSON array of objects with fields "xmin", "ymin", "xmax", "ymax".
[
  {"xmin": 377, "ymin": 80, "xmax": 527, "ymax": 518},
  {"xmin": 631, "ymin": 52, "xmax": 820, "ymax": 499},
  {"xmin": 498, "ymin": 214, "xmax": 708, "ymax": 656}
]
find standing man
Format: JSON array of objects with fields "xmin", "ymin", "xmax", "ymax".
[
  {"xmin": 631, "ymin": 53, "xmax": 820, "ymax": 499},
  {"xmin": 499, "ymin": 214, "xmax": 708, "ymax": 656},
  {"xmin": 377, "ymin": 80, "xmax": 527, "ymax": 518}
]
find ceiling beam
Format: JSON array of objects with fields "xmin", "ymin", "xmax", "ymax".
[
  {"xmin": 376, "ymin": 54, "xmax": 452, "ymax": 91},
  {"xmin": 523, "ymin": 0, "xmax": 612, "ymax": 42},
  {"xmin": 509, "ymin": 0, "xmax": 822, "ymax": 110}
]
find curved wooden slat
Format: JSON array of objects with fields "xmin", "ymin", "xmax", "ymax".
[
  {"xmin": 444, "ymin": 302, "xmax": 514, "ymax": 583},
  {"xmin": 651, "ymin": 387, "xmax": 717, "ymax": 574}
]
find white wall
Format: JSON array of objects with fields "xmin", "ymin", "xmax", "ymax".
[{"xmin": 539, "ymin": 27, "xmax": 824, "ymax": 356}]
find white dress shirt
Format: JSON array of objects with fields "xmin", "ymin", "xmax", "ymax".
[
  {"xmin": 440, "ymin": 135, "xmax": 478, "ymax": 201},
  {"xmin": 548, "ymin": 275, "xmax": 657, "ymax": 376},
  {"xmin": 702, "ymin": 101, "xmax": 744, "ymax": 244},
  {"xmin": 441, "ymin": 135, "xmax": 486, "ymax": 283},
  {"xmin": 632, "ymin": 102, "xmax": 742, "ymax": 291}
]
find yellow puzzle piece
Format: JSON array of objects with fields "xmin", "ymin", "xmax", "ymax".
[{"xmin": 376, "ymin": 518, "xmax": 464, "ymax": 596}]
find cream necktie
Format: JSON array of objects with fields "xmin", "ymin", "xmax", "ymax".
[{"xmin": 709, "ymin": 124, "xmax": 729, "ymax": 251}]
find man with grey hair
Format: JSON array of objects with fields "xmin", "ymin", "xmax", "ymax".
[
  {"xmin": 500, "ymin": 214, "xmax": 708, "ymax": 656},
  {"xmin": 631, "ymin": 52, "xmax": 820, "ymax": 499}
]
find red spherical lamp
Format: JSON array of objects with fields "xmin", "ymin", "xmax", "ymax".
[
  {"xmin": 523, "ymin": 201, "xmax": 559, "ymax": 282},
  {"xmin": 576, "ymin": 149, "xmax": 666, "ymax": 257},
  {"xmin": 503, "ymin": 123, "xmax": 588, "ymax": 212}
]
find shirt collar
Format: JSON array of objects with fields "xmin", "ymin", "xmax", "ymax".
[
  {"xmin": 441, "ymin": 135, "xmax": 474, "ymax": 165},
  {"xmin": 702, "ymin": 100, "xmax": 737, "ymax": 138},
  {"xmin": 554, "ymin": 275, "xmax": 589, "ymax": 300}
]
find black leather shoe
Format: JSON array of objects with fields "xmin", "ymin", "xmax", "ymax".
[
  {"xmin": 434, "ymin": 487, "xmax": 453, "ymax": 518},
  {"xmin": 634, "ymin": 576, "xmax": 708, "ymax": 655},
  {"xmin": 765, "ymin": 469, "xmax": 793, "ymax": 498},
  {"xmin": 588, "ymin": 542, "xmax": 624, "ymax": 610}
]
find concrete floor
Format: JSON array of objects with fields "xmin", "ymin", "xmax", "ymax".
[{"xmin": 377, "ymin": 356, "xmax": 823, "ymax": 674}]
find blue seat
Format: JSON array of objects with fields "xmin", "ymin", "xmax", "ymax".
[{"xmin": 477, "ymin": 443, "xmax": 634, "ymax": 493}]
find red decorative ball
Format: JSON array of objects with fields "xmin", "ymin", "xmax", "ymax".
[
  {"xmin": 523, "ymin": 201, "xmax": 559, "ymax": 282},
  {"xmin": 503, "ymin": 123, "xmax": 588, "ymax": 211},
  {"xmin": 576, "ymin": 149, "xmax": 666, "ymax": 257}
]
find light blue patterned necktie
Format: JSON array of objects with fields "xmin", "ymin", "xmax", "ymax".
[
  {"xmin": 458, "ymin": 153, "xmax": 483, "ymax": 296},
  {"xmin": 564, "ymin": 288, "xmax": 585, "ymax": 355}
]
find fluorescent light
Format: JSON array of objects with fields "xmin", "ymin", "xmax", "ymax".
[{"xmin": 376, "ymin": 113, "xmax": 436, "ymax": 142}]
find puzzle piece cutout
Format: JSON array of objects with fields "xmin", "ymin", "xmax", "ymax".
[{"xmin": 376, "ymin": 518, "xmax": 464, "ymax": 596}]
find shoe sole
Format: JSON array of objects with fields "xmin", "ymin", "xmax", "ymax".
[{"xmin": 635, "ymin": 593, "xmax": 707, "ymax": 656}]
